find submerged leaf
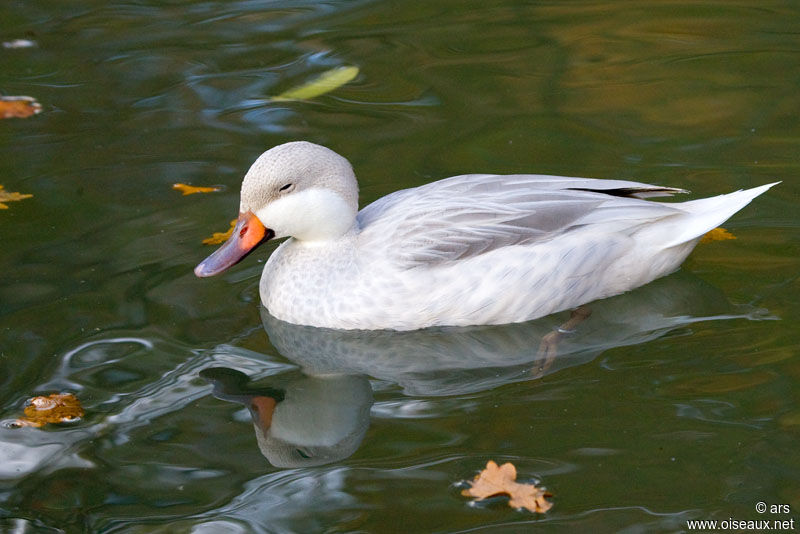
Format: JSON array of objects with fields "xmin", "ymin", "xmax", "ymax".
[
  {"xmin": 2, "ymin": 39, "xmax": 37, "ymax": 49},
  {"xmin": 173, "ymin": 183, "xmax": 222, "ymax": 195},
  {"xmin": 462, "ymin": 460, "xmax": 553, "ymax": 513},
  {"xmin": 203, "ymin": 219, "xmax": 237, "ymax": 245},
  {"xmin": 15, "ymin": 393, "xmax": 84, "ymax": 428},
  {"xmin": 273, "ymin": 65, "xmax": 359, "ymax": 102},
  {"xmin": 0, "ymin": 95, "xmax": 42, "ymax": 119},
  {"xmin": 0, "ymin": 185, "xmax": 33, "ymax": 209},
  {"xmin": 700, "ymin": 227, "xmax": 736, "ymax": 244}
]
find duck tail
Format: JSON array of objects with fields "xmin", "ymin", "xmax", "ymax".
[{"xmin": 665, "ymin": 182, "xmax": 779, "ymax": 247}]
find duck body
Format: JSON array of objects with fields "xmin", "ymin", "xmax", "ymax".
[{"xmin": 195, "ymin": 142, "xmax": 776, "ymax": 331}]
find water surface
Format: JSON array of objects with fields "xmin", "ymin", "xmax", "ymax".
[{"xmin": 2, "ymin": 1, "xmax": 799, "ymax": 532}]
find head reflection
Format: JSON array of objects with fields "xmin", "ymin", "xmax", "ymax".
[{"xmin": 201, "ymin": 367, "xmax": 372, "ymax": 468}]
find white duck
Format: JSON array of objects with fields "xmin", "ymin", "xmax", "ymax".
[{"xmin": 195, "ymin": 141, "xmax": 776, "ymax": 331}]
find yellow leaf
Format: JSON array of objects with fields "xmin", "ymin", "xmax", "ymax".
[
  {"xmin": 700, "ymin": 227, "xmax": 737, "ymax": 244},
  {"xmin": 173, "ymin": 183, "xmax": 222, "ymax": 195},
  {"xmin": 0, "ymin": 95, "xmax": 42, "ymax": 119},
  {"xmin": 272, "ymin": 65, "xmax": 359, "ymax": 102},
  {"xmin": 203, "ymin": 219, "xmax": 237, "ymax": 245},
  {"xmin": 14, "ymin": 393, "xmax": 84, "ymax": 428},
  {"xmin": 462, "ymin": 460, "xmax": 553, "ymax": 513},
  {"xmin": 0, "ymin": 185, "xmax": 33, "ymax": 209}
]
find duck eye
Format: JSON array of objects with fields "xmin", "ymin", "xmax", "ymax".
[{"xmin": 279, "ymin": 183, "xmax": 293, "ymax": 192}]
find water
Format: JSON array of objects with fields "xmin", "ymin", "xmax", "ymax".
[{"xmin": 2, "ymin": 1, "xmax": 799, "ymax": 532}]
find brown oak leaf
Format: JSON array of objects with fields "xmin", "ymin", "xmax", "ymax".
[
  {"xmin": 15, "ymin": 393, "xmax": 84, "ymax": 428},
  {"xmin": 462, "ymin": 460, "xmax": 553, "ymax": 513},
  {"xmin": 0, "ymin": 95, "xmax": 42, "ymax": 119}
]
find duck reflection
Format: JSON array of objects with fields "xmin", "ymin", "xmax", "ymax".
[{"xmin": 202, "ymin": 273, "xmax": 769, "ymax": 467}]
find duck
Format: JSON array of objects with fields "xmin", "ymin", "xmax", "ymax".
[{"xmin": 195, "ymin": 141, "xmax": 776, "ymax": 331}]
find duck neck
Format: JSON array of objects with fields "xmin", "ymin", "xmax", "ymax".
[{"xmin": 295, "ymin": 222, "xmax": 358, "ymax": 247}]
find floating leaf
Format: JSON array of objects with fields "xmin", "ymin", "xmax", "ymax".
[
  {"xmin": 173, "ymin": 183, "xmax": 222, "ymax": 195},
  {"xmin": 462, "ymin": 460, "xmax": 553, "ymax": 513},
  {"xmin": 0, "ymin": 95, "xmax": 42, "ymax": 119},
  {"xmin": 700, "ymin": 227, "xmax": 736, "ymax": 244},
  {"xmin": 0, "ymin": 185, "xmax": 33, "ymax": 209},
  {"xmin": 203, "ymin": 219, "xmax": 237, "ymax": 245},
  {"xmin": 14, "ymin": 393, "xmax": 84, "ymax": 428},
  {"xmin": 272, "ymin": 65, "xmax": 359, "ymax": 102}
]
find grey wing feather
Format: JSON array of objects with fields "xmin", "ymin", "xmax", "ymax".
[{"xmin": 356, "ymin": 174, "xmax": 685, "ymax": 267}]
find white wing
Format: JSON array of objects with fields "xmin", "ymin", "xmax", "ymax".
[{"xmin": 356, "ymin": 173, "xmax": 687, "ymax": 267}]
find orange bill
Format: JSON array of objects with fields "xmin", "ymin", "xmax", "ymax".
[
  {"xmin": 250, "ymin": 396, "xmax": 278, "ymax": 429},
  {"xmin": 194, "ymin": 211, "xmax": 273, "ymax": 277}
]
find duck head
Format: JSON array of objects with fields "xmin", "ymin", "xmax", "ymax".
[{"xmin": 194, "ymin": 141, "xmax": 359, "ymax": 277}]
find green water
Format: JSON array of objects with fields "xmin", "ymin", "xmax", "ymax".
[{"xmin": 2, "ymin": 1, "xmax": 799, "ymax": 532}]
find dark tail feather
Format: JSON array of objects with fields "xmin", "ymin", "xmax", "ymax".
[{"xmin": 568, "ymin": 186, "xmax": 690, "ymax": 199}]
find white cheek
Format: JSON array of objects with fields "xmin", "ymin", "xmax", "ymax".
[
  {"xmin": 255, "ymin": 189, "xmax": 355, "ymax": 241},
  {"xmin": 256, "ymin": 196, "xmax": 293, "ymax": 238}
]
